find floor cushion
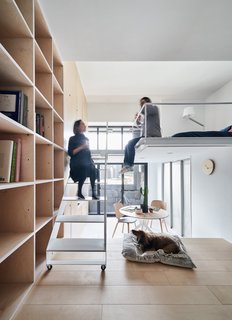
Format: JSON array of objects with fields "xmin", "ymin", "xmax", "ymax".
[{"xmin": 122, "ymin": 232, "xmax": 196, "ymax": 269}]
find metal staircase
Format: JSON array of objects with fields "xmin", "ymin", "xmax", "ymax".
[{"xmin": 46, "ymin": 148, "xmax": 108, "ymax": 271}]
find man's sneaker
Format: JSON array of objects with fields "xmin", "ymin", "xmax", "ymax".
[{"xmin": 120, "ymin": 166, "xmax": 134, "ymax": 174}]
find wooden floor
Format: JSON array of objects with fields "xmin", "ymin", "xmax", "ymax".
[{"xmin": 13, "ymin": 217, "xmax": 232, "ymax": 320}]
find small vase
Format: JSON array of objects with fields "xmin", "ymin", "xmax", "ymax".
[{"xmin": 141, "ymin": 204, "xmax": 148, "ymax": 213}]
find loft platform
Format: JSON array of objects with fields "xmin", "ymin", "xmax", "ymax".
[
  {"xmin": 132, "ymin": 101, "xmax": 232, "ymax": 162},
  {"xmin": 135, "ymin": 137, "xmax": 232, "ymax": 163}
]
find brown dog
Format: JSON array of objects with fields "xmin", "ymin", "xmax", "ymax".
[{"xmin": 132, "ymin": 229, "xmax": 180, "ymax": 254}]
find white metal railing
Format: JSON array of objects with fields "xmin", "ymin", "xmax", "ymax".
[
  {"xmin": 134, "ymin": 101, "xmax": 232, "ymax": 138},
  {"xmin": 133, "ymin": 103, "xmax": 147, "ymax": 138}
]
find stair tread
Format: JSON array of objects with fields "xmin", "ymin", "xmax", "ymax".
[
  {"xmin": 62, "ymin": 196, "xmax": 105, "ymax": 201},
  {"xmin": 56, "ymin": 215, "xmax": 104, "ymax": 223},
  {"xmin": 46, "ymin": 259, "xmax": 106, "ymax": 266},
  {"xmin": 47, "ymin": 238, "xmax": 106, "ymax": 252}
]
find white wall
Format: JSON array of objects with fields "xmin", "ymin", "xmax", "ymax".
[
  {"xmin": 160, "ymin": 105, "xmax": 205, "ymax": 136},
  {"xmin": 205, "ymin": 80, "xmax": 232, "ymax": 130},
  {"xmin": 147, "ymin": 163, "xmax": 163, "ymax": 203},
  {"xmin": 189, "ymin": 81, "xmax": 232, "ymax": 241},
  {"xmin": 88, "ymin": 102, "xmax": 138, "ymax": 122},
  {"xmin": 147, "ymin": 81, "xmax": 232, "ymax": 241},
  {"xmin": 87, "ymin": 81, "xmax": 232, "ymax": 133},
  {"xmin": 149, "ymin": 146, "xmax": 232, "ymax": 242},
  {"xmin": 64, "ymin": 62, "xmax": 88, "ymax": 181},
  {"xmin": 88, "ymin": 102, "xmax": 206, "ymax": 136},
  {"xmin": 87, "ymin": 82, "xmax": 232, "ymax": 242},
  {"xmin": 191, "ymin": 148, "xmax": 232, "ymax": 241},
  {"xmin": 64, "ymin": 62, "xmax": 87, "ymax": 149}
]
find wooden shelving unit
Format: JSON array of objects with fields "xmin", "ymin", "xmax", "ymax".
[{"xmin": 0, "ymin": 1, "xmax": 64, "ymax": 319}]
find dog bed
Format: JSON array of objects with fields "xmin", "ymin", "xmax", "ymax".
[{"xmin": 122, "ymin": 233, "xmax": 196, "ymax": 268}]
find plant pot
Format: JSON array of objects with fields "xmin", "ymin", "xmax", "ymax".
[{"xmin": 141, "ymin": 204, "xmax": 149, "ymax": 213}]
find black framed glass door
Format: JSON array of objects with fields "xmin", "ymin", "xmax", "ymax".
[{"xmin": 88, "ymin": 162, "xmax": 147, "ymax": 215}]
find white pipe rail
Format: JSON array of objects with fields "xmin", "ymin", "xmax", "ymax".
[{"xmin": 133, "ymin": 101, "xmax": 232, "ymax": 138}]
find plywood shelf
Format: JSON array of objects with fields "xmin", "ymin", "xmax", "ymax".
[
  {"xmin": 35, "ymin": 87, "xmax": 52, "ymax": 110},
  {"xmin": 36, "ymin": 144, "xmax": 53, "ymax": 180},
  {"xmin": 0, "ymin": 1, "xmax": 64, "ymax": 319},
  {"xmin": 35, "ymin": 41, "xmax": 52, "ymax": 73},
  {"xmin": 36, "ymin": 217, "xmax": 53, "ymax": 232},
  {"xmin": 54, "ymin": 149, "xmax": 65, "ymax": 179},
  {"xmin": 1, "ymin": 38, "xmax": 34, "ymax": 82},
  {"xmin": 53, "ymin": 107, "xmax": 64, "ymax": 122},
  {"xmin": 0, "ymin": 232, "xmax": 33, "ymax": 263},
  {"xmin": 35, "ymin": 72, "xmax": 53, "ymax": 105},
  {"xmin": 53, "ymin": 44, "xmax": 63, "ymax": 89},
  {"xmin": 54, "ymin": 121, "xmax": 64, "ymax": 147},
  {"xmin": 35, "ymin": 178, "xmax": 53, "ymax": 184},
  {"xmin": 35, "ymin": 133, "xmax": 52, "ymax": 145},
  {"xmin": 15, "ymin": 0, "xmax": 34, "ymax": 34},
  {"xmin": 0, "ymin": 133, "xmax": 34, "ymax": 181},
  {"xmin": 0, "ymin": 283, "xmax": 33, "ymax": 320},
  {"xmin": 35, "ymin": 253, "xmax": 46, "ymax": 279},
  {"xmin": 0, "ymin": 45, "xmax": 33, "ymax": 86},
  {"xmin": 35, "ymin": 0, "xmax": 51, "ymax": 38},
  {"xmin": 0, "ymin": 182, "xmax": 34, "ymax": 191},
  {"xmin": 36, "ymin": 222, "xmax": 53, "ymax": 269},
  {"xmin": 0, "ymin": 113, "xmax": 33, "ymax": 134},
  {"xmin": 54, "ymin": 143, "xmax": 64, "ymax": 151},
  {"xmin": 0, "ymin": 1, "xmax": 32, "ymax": 38}
]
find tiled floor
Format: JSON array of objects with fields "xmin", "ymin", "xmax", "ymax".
[{"xmin": 13, "ymin": 217, "xmax": 232, "ymax": 320}]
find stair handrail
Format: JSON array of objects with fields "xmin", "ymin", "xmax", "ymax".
[{"xmin": 133, "ymin": 103, "xmax": 148, "ymax": 138}]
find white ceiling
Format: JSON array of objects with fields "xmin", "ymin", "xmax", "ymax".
[
  {"xmin": 76, "ymin": 61, "xmax": 232, "ymax": 103},
  {"xmin": 39, "ymin": 0, "xmax": 232, "ymax": 103}
]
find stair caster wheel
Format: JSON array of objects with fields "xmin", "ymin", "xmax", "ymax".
[
  {"xmin": 47, "ymin": 264, "xmax": 52, "ymax": 271},
  {"xmin": 101, "ymin": 265, "xmax": 106, "ymax": 271}
]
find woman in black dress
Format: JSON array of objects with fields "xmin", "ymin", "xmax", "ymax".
[{"xmin": 68, "ymin": 119, "xmax": 98, "ymax": 199}]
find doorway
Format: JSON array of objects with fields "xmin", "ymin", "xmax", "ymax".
[{"xmin": 88, "ymin": 163, "xmax": 148, "ymax": 215}]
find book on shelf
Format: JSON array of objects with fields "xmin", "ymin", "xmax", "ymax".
[
  {"xmin": 10, "ymin": 141, "xmax": 17, "ymax": 182},
  {"xmin": 15, "ymin": 138, "xmax": 22, "ymax": 182},
  {"xmin": 21, "ymin": 93, "xmax": 28, "ymax": 127},
  {"xmin": 0, "ymin": 90, "xmax": 28, "ymax": 127},
  {"xmin": 0, "ymin": 140, "xmax": 14, "ymax": 183},
  {"xmin": 36, "ymin": 112, "xmax": 45, "ymax": 136},
  {"xmin": 0, "ymin": 139, "xmax": 22, "ymax": 183}
]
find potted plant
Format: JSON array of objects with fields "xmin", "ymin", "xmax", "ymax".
[{"xmin": 140, "ymin": 186, "xmax": 149, "ymax": 213}]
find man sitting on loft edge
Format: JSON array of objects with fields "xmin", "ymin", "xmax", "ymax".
[{"xmin": 120, "ymin": 97, "xmax": 162, "ymax": 174}]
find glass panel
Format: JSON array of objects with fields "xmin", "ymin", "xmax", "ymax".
[
  {"xmin": 122, "ymin": 129, "xmax": 133, "ymax": 148},
  {"xmin": 172, "ymin": 161, "xmax": 182, "ymax": 235},
  {"xmin": 106, "ymin": 164, "xmax": 122, "ymax": 185},
  {"xmin": 87, "ymin": 163, "xmax": 146, "ymax": 215},
  {"xmin": 107, "ymin": 129, "xmax": 122, "ymax": 150},
  {"xmin": 163, "ymin": 162, "xmax": 171, "ymax": 227},
  {"xmin": 85, "ymin": 124, "xmax": 147, "ymax": 215},
  {"xmin": 87, "ymin": 125, "xmax": 134, "ymax": 150},
  {"xmin": 123, "ymin": 165, "xmax": 144, "ymax": 206},
  {"xmin": 99, "ymin": 129, "xmax": 106, "ymax": 149},
  {"xmin": 183, "ymin": 158, "xmax": 191, "ymax": 237},
  {"xmin": 86, "ymin": 131, "xmax": 98, "ymax": 150},
  {"xmin": 89, "ymin": 164, "xmax": 122, "ymax": 215}
]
